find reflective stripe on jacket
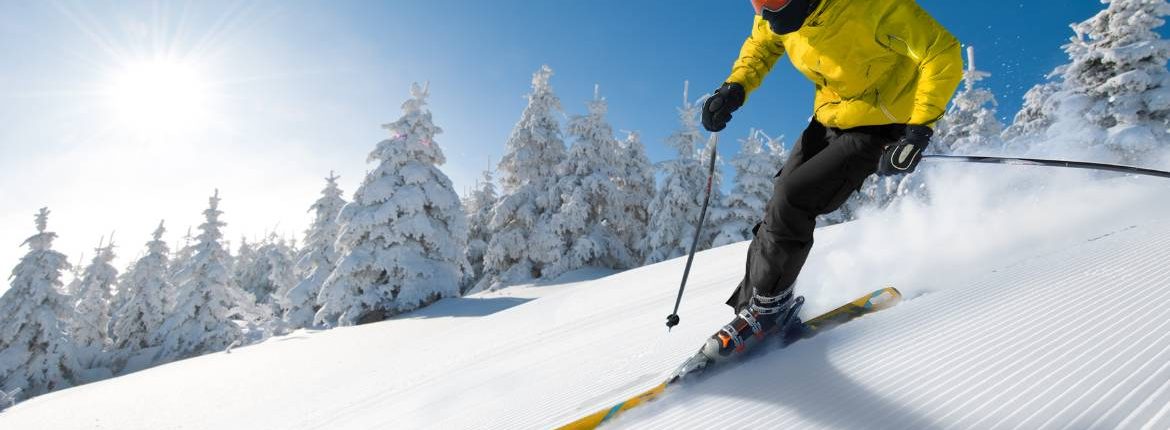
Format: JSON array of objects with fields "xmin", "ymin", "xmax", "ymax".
[{"xmin": 727, "ymin": 0, "xmax": 963, "ymax": 128}]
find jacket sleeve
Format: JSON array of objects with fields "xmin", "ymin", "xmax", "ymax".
[
  {"xmin": 726, "ymin": 15, "xmax": 786, "ymax": 99},
  {"xmin": 879, "ymin": 0, "xmax": 963, "ymax": 126}
]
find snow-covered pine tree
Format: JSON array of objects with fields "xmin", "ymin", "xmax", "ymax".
[
  {"xmin": 477, "ymin": 66, "xmax": 567, "ymax": 290},
  {"xmin": 497, "ymin": 66, "xmax": 567, "ymax": 193},
  {"xmin": 935, "ymin": 46, "xmax": 1007, "ymax": 156},
  {"xmin": 643, "ymin": 81, "xmax": 723, "ymax": 264},
  {"xmin": 165, "ymin": 227, "xmax": 196, "ymax": 311},
  {"xmin": 463, "ymin": 169, "xmax": 498, "ymax": 289},
  {"xmin": 541, "ymin": 85, "xmax": 636, "ymax": 277},
  {"xmin": 316, "ymin": 82, "xmax": 470, "ymax": 326},
  {"xmin": 1064, "ymin": 0, "xmax": 1170, "ymax": 161},
  {"xmin": 1006, "ymin": 0, "xmax": 1170, "ymax": 162},
  {"xmin": 282, "ymin": 172, "xmax": 346, "ymax": 329},
  {"xmin": 71, "ymin": 239, "xmax": 118, "ymax": 362},
  {"xmin": 1002, "ymin": 82, "xmax": 1061, "ymax": 150},
  {"xmin": 713, "ymin": 129, "xmax": 788, "ymax": 247},
  {"xmin": 111, "ymin": 221, "xmax": 170, "ymax": 356},
  {"xmin": 238, "ymin": 234, "xmax": 296, "ymax": 307},
  {"xmin": 613, "ymin": 130, "xmax": 655, "ymax": 263},
  {"xmin": 253, "ymin": 235, "xmax": 297, "ymax": 311},
  {"xmin": 0, "ymin": 208, "xmax": 80, "ymax": 397},
  {"xmin": 232, "ymin": 237, "xmax": 262, "ymax": 300},
  {"xmin": 63, "ymin": 252, "xmax": 84, "ymax": 296},
  {"xmin": 154, "ymin": 191, "xmax": 242, "ymax": 361}
]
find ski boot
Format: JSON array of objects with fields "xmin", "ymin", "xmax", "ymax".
[{"xmin": 699, "ymin": 292, "xmax": 805, "ymax": 363}]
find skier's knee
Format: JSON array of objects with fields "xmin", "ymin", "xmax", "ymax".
[{"xmin": 772, "ymin": 179, "xmax": 818, "ymax": 214}]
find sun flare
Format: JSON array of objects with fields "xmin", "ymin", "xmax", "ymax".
[{"xmin": 108, "ymin": 59, "xmax": 210, "ymax": 135}]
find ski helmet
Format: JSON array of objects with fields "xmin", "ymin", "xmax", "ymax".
[{"xmin": 751, "ymin": 0, "xmax": 813, "ymax": 35}]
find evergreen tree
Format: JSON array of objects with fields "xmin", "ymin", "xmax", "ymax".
[
  {"xmin": 935, "ymin": 46, "xmax": 1007, "ymax": 155},
  {"xmin": 1006, "ymin": 0, "xmax": 1170, "ymax": 162},
  {"xmin": 253, "ymin": 235, "xmax": 297, "ymax": 310},
  {"xmin": 0, "ymin": 208, "xmax": 80, "ymax": 397},
  {"xmin": 463, "ymin": 169, "xmax": 498, "ymax": 288},
  {"xmin": 614, "ymin": 130, "xmax": 655, "ymax": 262},
  {"xmin": 713, "ymin": 129, "xmax": 788, "ymax": 247},
  {"xmin": 1003, "ymin": 82, "xmax": 1061, "ymax": 149},
  {"xmin": 154, "ymin": 191, "xmax": 242, "ymax": 361},
  {"xmin": 477, "ymin": 66, "xmax": 567, "ymax": 290},
  {"xmin": 283, "ymin": 173, "xmax": 346, "ymax": 329},
  {"xmin": 236, "ymin": 235, "xmax": 296, "ymax": 308},
  {"xmin": 497, "ymin": 66, "xmax": 567, "ymax": 193},
  {"xmin": 111, "ymin": 221, "xmax": 171, "ymax": 355},
  {"xmin": 643, "ymin": 82, "xmax": 723, "ymax": 264},
  {"xmin": 166, "ymin": 227, "xmax": 196, "ymax": 311},
  {"xmin": 63, "ymin": 252, "xmax": 84, "ymax": 296},
  {"xmin": 72, "ymin": 239, "xmax": 118, "ymax": 361},
  {"xmin": 541, "ymin": 85, "xmax": 635, "ymax": 277},
  {"xmin": 232, "ymin": 237, "xmax": 262, "ymax": 301},
  {"xmin": 316, "ymin": 82, "xmax": 470, "ymax": 326},
  {"xmin": 1065, "ymin": 0, "xmax": 1170, "ymax": 161}
]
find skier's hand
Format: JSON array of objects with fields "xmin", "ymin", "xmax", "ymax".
[
  {"xmin": 702, "ymin": 82, "xmax": 745, "ymax": 132},
  {"xmin": 877, "ymin": 125, "xmax": 933, "ymax": 176}
]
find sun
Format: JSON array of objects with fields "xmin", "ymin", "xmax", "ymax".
[{"xmin": 107, "ymin": 58, "xmax": 210, "ymax": 135}]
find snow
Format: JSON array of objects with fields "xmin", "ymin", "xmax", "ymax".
[{"xmin": 3, "ymin": 165, "xmax": 1170, "ymax": 428}]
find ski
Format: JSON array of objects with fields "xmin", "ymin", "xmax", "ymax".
[{"xmin": 556, "ymin": 287, "xmax": 902, "ymax": 430}]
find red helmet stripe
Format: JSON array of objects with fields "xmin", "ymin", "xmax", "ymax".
[{"xmin": 751, "ymin": 0, "xmax": 793, "ymax": 15}]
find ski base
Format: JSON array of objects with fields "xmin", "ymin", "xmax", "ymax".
[{"xmin": 555, "ymin": 287, "xmax": 902, "ymax": 430}]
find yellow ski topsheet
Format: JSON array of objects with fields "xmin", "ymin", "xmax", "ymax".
[
  {"xmin": 804, "ymin": 286, "xmax": 902, "ymax": 331},
  {"xmin": 555, "ymin": 287, "xmax": 902, "ymax": 430}
]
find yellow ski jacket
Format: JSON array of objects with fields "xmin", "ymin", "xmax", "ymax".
[{"xmin": 727, "ymin": 0, "xmax": 963, "ymax": 129}]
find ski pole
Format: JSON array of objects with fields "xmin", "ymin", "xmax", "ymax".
[
  {"xmin": 923, "ymin": 155, "xmax": 1170, "ymax": 179},
  {"xmin": 666, "ymin": 132, "xmax": 719, "ymax": 331}
]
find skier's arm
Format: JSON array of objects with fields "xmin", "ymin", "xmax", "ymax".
[
  {"xmin": 726, "ymin": 15, "xmax": 787, "ymax": 99},
  {"xmin": 879, "ymin": 0, "xmax": 963, "ymax": 126}
]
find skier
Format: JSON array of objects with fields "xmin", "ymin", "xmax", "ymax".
[{"xmin": 699, "ymin": 0, "xmax": 962, "ymax": 361}]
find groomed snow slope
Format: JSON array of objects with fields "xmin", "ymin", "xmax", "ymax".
[{"xmin": 2, "ymin": 172, "xmax": 1170, "ymax": 429}]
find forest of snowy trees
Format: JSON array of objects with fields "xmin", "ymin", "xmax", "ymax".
[{"xmin": 3, "ymin": 0, "xmax": 1170, "ymax": 410}]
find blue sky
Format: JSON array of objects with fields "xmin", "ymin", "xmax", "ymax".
[{"xmin": 0, "ymin": 0, "xmax": 1147, "ymax": 272}]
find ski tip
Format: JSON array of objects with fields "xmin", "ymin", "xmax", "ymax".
[{"xmin": 867, "ymin": 287, "xmax": 902, "ymax": 310}]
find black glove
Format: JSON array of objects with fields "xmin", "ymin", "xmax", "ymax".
[
  {"xmin": 702, "ymin": 82, "xmax": 746, "ymax": 132},
  {"xmin": 877, "ymin": 125, "xmax": 933, "ymax": 176}
]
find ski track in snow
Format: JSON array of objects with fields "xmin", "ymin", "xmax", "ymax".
[
  {"xmin": 615, "ymin": 215, "xmax": 1170, "ymax": 429},
  {"xmin": 2, "ymin": 185, "xmax": 1170, "ymax": 429}
]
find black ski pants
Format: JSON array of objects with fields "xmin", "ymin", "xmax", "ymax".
[{"xmin": 727, "ymin": 119, "xmax": 904, "ymax": 312}]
